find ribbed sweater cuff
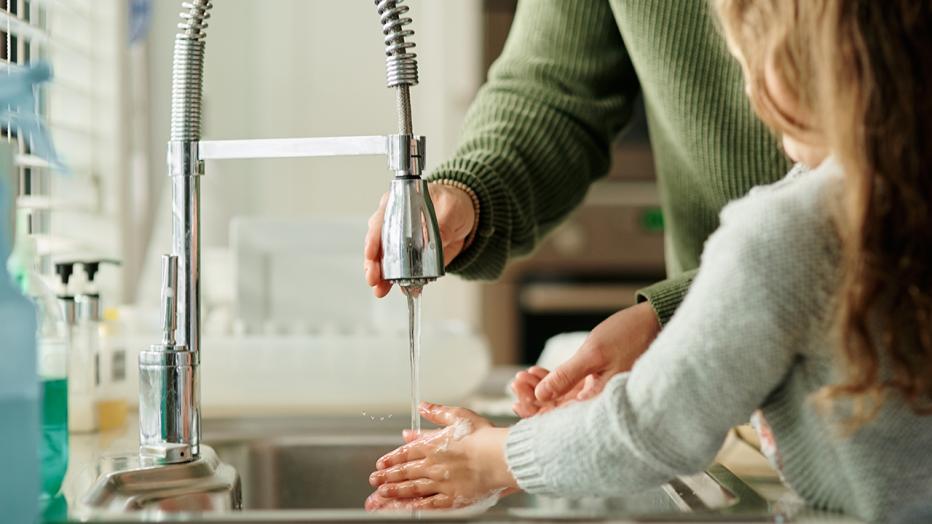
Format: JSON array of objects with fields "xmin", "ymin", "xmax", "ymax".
[
  {"xmin": 504, "ymin": 418, "xmax": 550, "ymax": 493},
  {"xmin": 636, "ymin": 270, "xmax": 698, "ymax": 326},
  {"xmin": 428, "ymin": 159, "xmax": 512, "ymax": 280}
]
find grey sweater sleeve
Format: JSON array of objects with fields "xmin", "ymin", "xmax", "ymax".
[{"xmin": 505, "ymin": 181, "xmax": 824, "ymax": 496}]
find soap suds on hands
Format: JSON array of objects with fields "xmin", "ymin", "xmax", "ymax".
[
  {"xmin": 451, "ymin": 419, "xmax": 472, "ymax": 440},
  {"xmin": 433, "ymin": 418, "xmax": 473, "ymax": 453},
  {"xmin": 453, "ymin": 488, "xmax": 505, "ymax": 513}
]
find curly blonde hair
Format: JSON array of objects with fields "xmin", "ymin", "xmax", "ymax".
[{"xmin": 714, "ymin": 0, "xmax": 932, "ymax": 426}]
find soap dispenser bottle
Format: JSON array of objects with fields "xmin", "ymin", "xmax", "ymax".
[
  {"xmin": 57, "ymin": 261, "xmax": 100, "ymax": 433},
  {"xmin": 72, "ymin": 259, "xmax": 119, "ymax": 432}
]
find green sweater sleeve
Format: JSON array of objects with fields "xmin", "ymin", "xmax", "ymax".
[
  {"xmin": 427, "ymin": 0, "xmax": 638, "ymax": 280},
  {"xmin": 636, "ymin": 271, "xmax": 698, "ymax": 326}
]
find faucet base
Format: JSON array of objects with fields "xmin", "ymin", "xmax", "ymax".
[
  {"xmin": 139, "ymin": 348, "xmax": 200, "ymax": 460},
  {"xmin": 77, "ymin": 445, "xmax": 241, "ymax": 514}
]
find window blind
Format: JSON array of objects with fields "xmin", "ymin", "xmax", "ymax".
[{"xmin": 3, "ymin": 0, "xmax": 125, "ymax": 295}]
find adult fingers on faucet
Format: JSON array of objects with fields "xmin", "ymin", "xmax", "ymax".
[
  {"xmin": 442, "ymin": 238, "xmax": 465, "ymax": 266},
  {"xmin": 364, "ymin": 193, "xmax": 389, "ymax": 261},
  {"xmin": 364, "ymin": 193, "xmax": 392, "ymax": 297},
  {"xmin": 430, "ymin": 183, "xmax": 477, "ymax": 264},
  {"xmin": 364, "ymin": 183, "xmax": 474, "ymax": 297}
]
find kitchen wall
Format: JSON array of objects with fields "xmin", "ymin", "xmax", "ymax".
[{"xmin": 135, "ymin": 1, "xmax": 484, "ymax": 329}]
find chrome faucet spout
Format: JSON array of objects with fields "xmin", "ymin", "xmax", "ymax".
[
  {"xmin": 141, "ymin": 0, "xmax": 442, "ymax": 463},
  {"xmin": 380, "ymin": 177, "xmax": 444, "ymax": 288}
]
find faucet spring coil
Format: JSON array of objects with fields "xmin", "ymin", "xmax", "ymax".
[
  {"xmin": 171, "ymin": 0, "xmax": 213, "ymax": 141},
  {"xmin": 178, "ymin": 1, "xmax": 212, "ymax": 39},
  {"xmin": 375, "ymin": 0, "xmax": 419, "ymax": 88}
]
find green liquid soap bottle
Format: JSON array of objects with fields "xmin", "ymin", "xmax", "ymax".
[
  {"xmin": 38, "ymin": 269, "xmax": 71, "ymax": 501},
  {"xmin": 40, "ymin": 360, "xmax": 69, "ymax": 498}
]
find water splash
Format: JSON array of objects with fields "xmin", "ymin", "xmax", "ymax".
[{"xmin": 362, "ymin": 410, "xmax": 395, "ymax": 423}]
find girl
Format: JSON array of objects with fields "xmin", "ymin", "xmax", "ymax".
[{"xmin": 366, "ymin": 0, "xmax": 932, "ymax": 520}]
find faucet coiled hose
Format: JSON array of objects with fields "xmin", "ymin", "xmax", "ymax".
[
  {"xmin": 171, "ymin": 1, "xmax": 415, "ymax": 139},
  {"xmin": 171, "ymin": 0, "xmax": 213, "ymax": 142},
  {"xmin": 375, "ymin": 0, "xmax": 419, "ymax": 136}
]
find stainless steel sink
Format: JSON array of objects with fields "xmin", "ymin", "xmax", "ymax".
[
  {"xmin": 67, "ymin": 415, "xmax": 773, "ymax": 522},
  {"xmin": 202, "ymin": 415, "xmax": 771, "ymax": 520},
  {"xmin": 210, "ymin": 434, "xmax": 680, "ymax": 514}
]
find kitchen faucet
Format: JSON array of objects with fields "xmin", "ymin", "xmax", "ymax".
[{"xmin": 138, "ymin": 0, "xmax": 444, "ymax": 465}]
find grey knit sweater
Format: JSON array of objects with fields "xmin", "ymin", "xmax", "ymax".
[{"xmin": 505, "ymin": 161, "xmax": 932, "ymax": 521}]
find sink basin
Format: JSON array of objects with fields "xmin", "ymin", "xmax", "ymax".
[
  {"xmin": 69, "ymin": 415, "xmax": 772, "ymax": 522},
  {"xmin": 203, "ymin": 415, "xmax": 770, "ymax": 519},
  {"xmin": 211, "ymin": 434, "xmax": 687, "ymax": 514}
]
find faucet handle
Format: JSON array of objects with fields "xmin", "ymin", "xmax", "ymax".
[{"xmin": 160, "ymin": 254, "xmax": 179, "ymax": 346}]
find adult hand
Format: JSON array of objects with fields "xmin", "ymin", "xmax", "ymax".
[
  {"xmin": 511, "ymin": 301, "xmax": 661, "ymax": 418},
  {"xmin": 365, "ymin": 402, "xmax": 518, "ymax": 511},
  {"xmin": 364, "ymin": 183, "xmax": 477, "ymax": 298},
  {"xmin": 510, "ymin": 365, "xmax": 582, "ymax": 418}
]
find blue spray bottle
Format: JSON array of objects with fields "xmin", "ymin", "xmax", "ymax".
[
  {"xmin": 0, "ymin": 141, "xmax": 40, "ymax": 522},
  {"xmin": 1, "ymin": 62, "xmax": 69, "ymax": 521}
]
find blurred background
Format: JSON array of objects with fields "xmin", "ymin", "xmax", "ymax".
[{"xmin": 6, "ymin": 0, "xmax": 664, "ymax": 414}]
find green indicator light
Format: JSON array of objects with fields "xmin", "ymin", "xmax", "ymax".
[{"xmin": 641, "ymin": 207, "xmax": 664, "ymax": 232}]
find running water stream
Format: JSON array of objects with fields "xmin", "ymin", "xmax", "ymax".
[{"xmin": 403, "ymin": 286, "xmax": 423, "ymax": 434}]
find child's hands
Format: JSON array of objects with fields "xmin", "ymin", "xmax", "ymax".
[
  {"xmin": 510, "ymin": 366, "xmax": 584, "ymax": 418},
  {"xmin": 512, "ymin": 303, "xmax": 661, "ymax": 419},
  {"xmin": 365, "ymin": 402, "xmax": 518, "ymax": 511}
]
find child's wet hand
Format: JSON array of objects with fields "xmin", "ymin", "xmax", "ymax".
[
  {"xmin": 365, "ymin": 491, "xmax": 453, "ymax": 511},
  {"xmin": 366, "ymin": 402, "xmax": 518, "ymax": 510},
  {"xmin": 401, "ymin": 428, "xmax": 440, "ymax": 443},
  {"xmin": 373, "ymin": 403, "xmax": 489, "ymax": 472}
]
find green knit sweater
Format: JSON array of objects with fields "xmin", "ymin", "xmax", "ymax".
[{"xmin": 428, "ymin": 0, "xmax": 791, "ymax": 324}]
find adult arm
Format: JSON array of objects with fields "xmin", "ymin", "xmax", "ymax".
[{"xmin": 429, "ymin": 0, "xmax": 639, "ymax": 279}]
